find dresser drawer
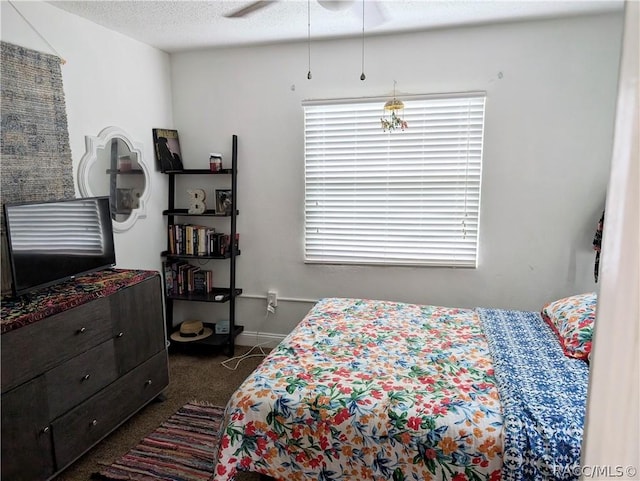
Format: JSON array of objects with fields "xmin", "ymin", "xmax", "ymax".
[
  {"xmin": 51, "ymin": 350, "xmax": 169, "ymax": 469},
  {"xmin": 1, "ymin": 376, "xmax": 54, "ymax": 481},
  {"xmin": 111, "ymin": 276, "xmax": 166, "ymax": 375},
  {"xmin": 46, "ymin": 340, "xmax": 117, "ymax": 419},
  {"xmin": 1, "ymin": 298, "xmax": 112, "ymax": 393}
]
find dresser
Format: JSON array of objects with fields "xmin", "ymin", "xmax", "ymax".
[{"xmin": 0, "ymin": 269, "xmax": 169, "ymax": 481}]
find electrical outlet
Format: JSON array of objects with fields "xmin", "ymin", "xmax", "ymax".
[{"xmin": 267, "ymin": 290, "xmax": 278, "ymax": 310}]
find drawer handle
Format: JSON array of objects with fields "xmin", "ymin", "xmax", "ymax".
[
  {"xmin": 91, "ymin": 419, "xmax": 98, "ymax": 427},
  {"xmin": 41, "ymin": 426, "xmax": 50, "ymax": 434},
  {"xmin": 145, "ymin": 379, "xmax": 153, "ymax": 386},
  {"xmin": 82, "ymin": 374, "xmax": 91, "ymax": 381},
  {"xmin": 77, "ymin": 327, "xmax": 87, "ymax": 334},
  {"xmin": 117, "ymin": 331, "xmax": 124, "ymax": 338}
]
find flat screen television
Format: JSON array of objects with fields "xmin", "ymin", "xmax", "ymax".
[{"xmin": 3, "ymin": 196, "xmax": 116, "ymax": 297}]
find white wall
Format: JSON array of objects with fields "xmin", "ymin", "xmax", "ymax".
[
  {"xmin": 169, "ymin": 13, "xmax": 623, "ymax": 336},
  {"xmin": 1, "ymin": 4, "xmax": 624, "ymax": 339},
  {"xmin": 1, "ymin": 1, "xmax": 172, "ymax": 272}
]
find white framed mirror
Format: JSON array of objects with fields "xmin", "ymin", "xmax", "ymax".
[{"xmin": 78, "ymin": 126, "xmax": 151, "ymax": 233}]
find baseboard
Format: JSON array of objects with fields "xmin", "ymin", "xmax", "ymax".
[{"xmin": 235, "ymin": 330, "xmax": 286, "ymax": 348}]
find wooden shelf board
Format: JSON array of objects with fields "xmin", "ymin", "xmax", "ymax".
[
  {"xmin": 166, "ymin": 288, "xmax": 243, "ymax": 303},
  {"xmin": 163, "ymin": 209, "xmax": 238, "ymax": 217},
  {"xmin": 168, "ymin": 324, "xmax": 244, "ymax": 349}
]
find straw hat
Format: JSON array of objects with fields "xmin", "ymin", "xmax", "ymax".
[{"xmin": 170, "ymin": 320, "xmax": 213, "ymax": 342}]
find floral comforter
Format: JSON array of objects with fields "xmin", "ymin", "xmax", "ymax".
[{"xmin": 215, "ymin": 298, "xmax": 504, "ymax": 481}]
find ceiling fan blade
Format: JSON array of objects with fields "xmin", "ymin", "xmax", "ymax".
[
  {"xmin": 349, "ymin": 0, "xmax": 388, "ymax": 27},
  {"xmin": 224, "ymin": 1, "xmax": 278, "ymax": 18},
  {"xmin": 318, "ymin": 0, "xmax": 355, "ymax": 11}
]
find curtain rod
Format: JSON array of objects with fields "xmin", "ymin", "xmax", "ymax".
[{"xmin": 302, "ymin": 91, "xmax": 486, "ymax": 107}]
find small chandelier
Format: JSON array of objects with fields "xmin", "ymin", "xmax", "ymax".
[{"xmin": 381, "ymin": 81, "xmax": 408, "ymax": 132}]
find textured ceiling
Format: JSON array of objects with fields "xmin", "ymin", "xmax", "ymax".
[{"xmin": 48, "ymin": 0, "xmax": 623, "ymax": 53}]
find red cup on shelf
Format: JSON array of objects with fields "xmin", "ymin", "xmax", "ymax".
[
  {"xmin": 119, "ymin": 155, "xmax": 132, "ymax": 172},
  {"xmin": 209, "ymin": 153, "xmax": 222, "ymax": 172}
]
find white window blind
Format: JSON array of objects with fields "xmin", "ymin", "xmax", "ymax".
[
  {"xmin": 303, "ymin": 93, "xmax": 486, "ymax": 267},
  {"xmin": 7, "ymin": 200, "xmax": 106, "ymax": 254}
]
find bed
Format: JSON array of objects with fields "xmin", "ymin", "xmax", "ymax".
[{"xmin": 214, "ymin": 296, "xmax": 591, "ymax": 481}]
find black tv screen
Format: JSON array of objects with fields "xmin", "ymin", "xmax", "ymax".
[{"xmin": 3, "ymin": 196, "xmax": 116, "ymax": 297}]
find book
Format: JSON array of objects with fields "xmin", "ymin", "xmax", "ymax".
[
  {"xmin": 185, "ymin": 225, "xmax": 194, "ymax": 255},
  {"xmin": 220, "ymin": 234, "xmax": 230, "ymax": 256},
  {"xmin": 185, "ymin": 264, "xmax": 200, "ymax": 292},
  {"xmin": 204, "ymin": 228, "xmax": 217, "ymax": 256},
  {"xmin": 162, "ymin": 261, "xmax": 174, "ymax": 296},
  {"xmin": 165, "ymin": 260, "xmax": 189, "ymax": 295},
  {"xmin": 197, "ymin": 228, "xmax": 207, "ymax": 256},
  {"xmin": 152, "ymin": 128, "xmax": 184, "ymax": 172},
  {"xmin": 168, "ymin": 225, "xmax": 175, "ymax": 255},
  {"xmin": 193, "ymin": 270, "xmax": 213, "ymax": 294}
]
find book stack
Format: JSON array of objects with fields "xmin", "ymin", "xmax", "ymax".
[
  {"xmin": 219, "ymin": 232, "xmax": 241, "ymax": 256},
  {"xmin": 163, "ymin": 260, "xmax": 214, "ymax": 296},
  {"xmin": 168, "ymin": 225, "xmax": 239, "ymax": 256}
]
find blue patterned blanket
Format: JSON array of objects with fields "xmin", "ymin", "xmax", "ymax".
[{"xmin": 477, "ymin": 308, "xmax": 589, "ymax": 481}]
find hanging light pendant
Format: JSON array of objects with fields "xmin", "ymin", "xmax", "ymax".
[
  {"xmin": 360, "ymin": 0, "xmax": 366, "ymax": 80},
  {"xmin": 381, "ymin": 80, "xmax": 407, "ymax": 131},
  {"xmin": 307, "ymin": 0, "xmax": 312, "ymax": 79}
]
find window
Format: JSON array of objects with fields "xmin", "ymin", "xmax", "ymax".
[
  {"xmin": 8, "ymin": 200, "xmax": 107, "ymax": 254},
  {"xmin": 303, "ymin": 92, "xmax": 486, "ymax": 267}
]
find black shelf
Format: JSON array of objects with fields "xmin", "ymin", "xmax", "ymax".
[
  {"xmin": 106, "ymin": 169, "xmax": 144, "ymax": 174},
  {"xmin": 165, "ymin": 168, "xmax": 233, "ymax": 175},
  {"xmin": 162, "ymin": 209, "xmax": 238, "ymax": 217},
  {"xmin": 167, "ymin": 288, "xmax": 243, "ymax": 303},
  {"xmin": 169, "ymin": 324, "xmax": 244, "ymax": 351},
  {"xmin": 161, "ymin": 251, "xmax": 240, "ymax": 260},
  {"xmin": 162, "ymin": 135, "xmax": 241, "ymax": 357}
]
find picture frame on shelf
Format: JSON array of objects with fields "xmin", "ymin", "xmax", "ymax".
[
  {"xmin": 115, "ymin": 188, "xmax": 134, "ymax": 211},
  {"xmin": 152, "ymin": 128, "xmax": 184, "ymax": 172},
  {"xmin": 215, "ymin": 189, "xmax": 233, "ymax": 215}
]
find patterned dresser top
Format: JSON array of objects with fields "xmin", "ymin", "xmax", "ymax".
[{"xmin": 1, "ymin": 269, "xmax": 160, "ymax": 335}]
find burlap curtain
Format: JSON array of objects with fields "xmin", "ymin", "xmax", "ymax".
[{"xmin": 1, "ymin": 41, "xmax": 75, "ymax": 295}]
